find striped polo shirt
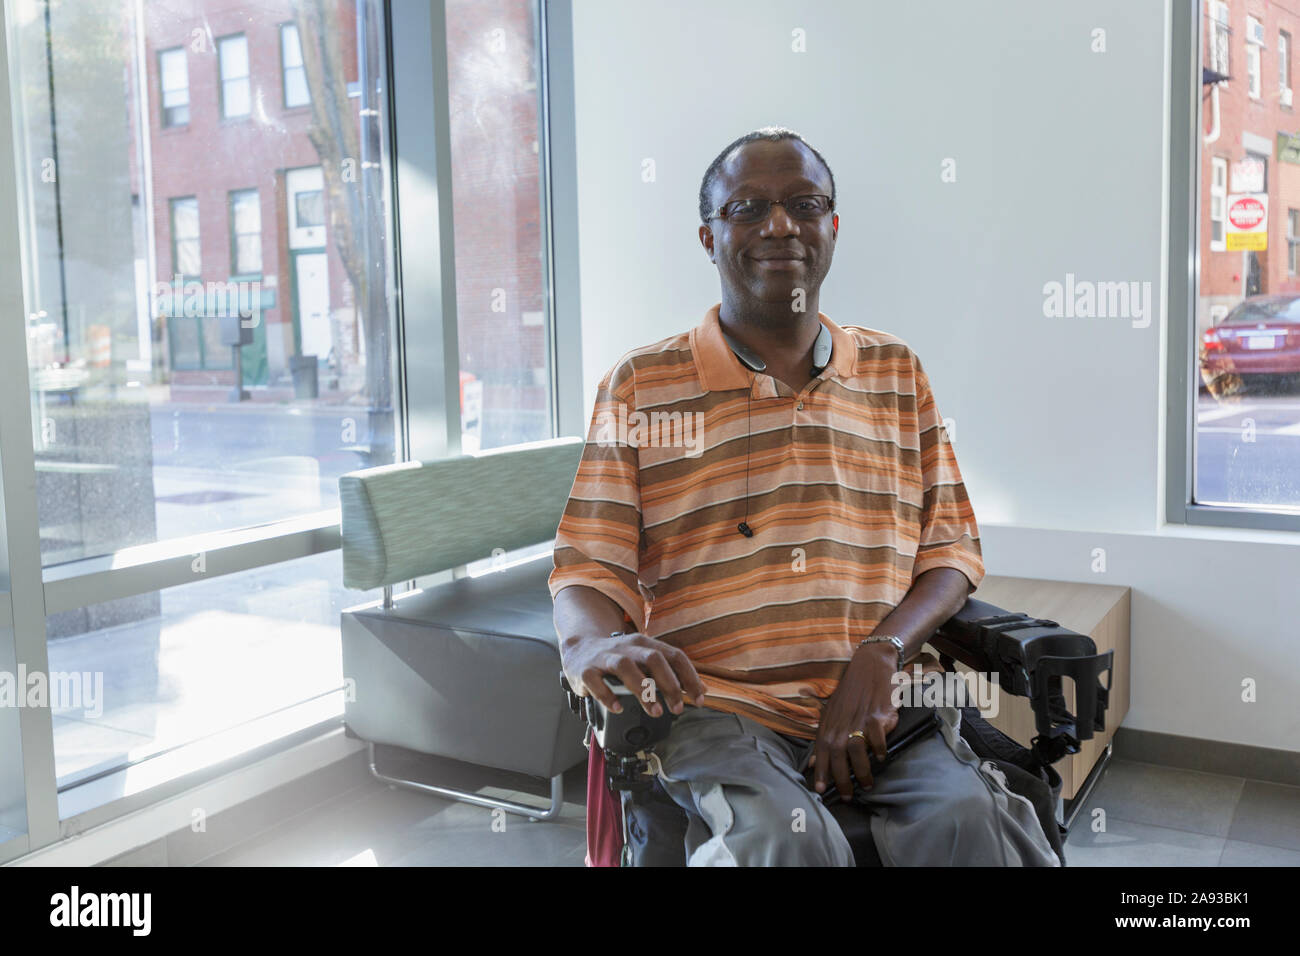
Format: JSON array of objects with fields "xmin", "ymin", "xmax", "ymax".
[{"xmin": 549, "ymin": 303, "xmax": 984, "ymax": 739}]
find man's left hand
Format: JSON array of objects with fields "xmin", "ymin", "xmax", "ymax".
[{"xmin": 809, "ymin": 642, "xmax": 899, "ymax": 801}]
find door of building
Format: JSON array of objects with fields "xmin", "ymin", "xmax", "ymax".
[{"xmin": 292, "ymin": 251, "xmax": 331, "ymax": 362}]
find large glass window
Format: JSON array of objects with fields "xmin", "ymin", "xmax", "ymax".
[
  {"xmin": 12, "ymin": 0, "xmax": 398, "ymax": 563},
  {"xmin": 7, "ymin": 0, "xmax": 399, "ymax": 803},
  {"xmin": 47, "ymin": 551, "xmax": 347, "ymax": 790},
  {"xmin": 445, "ymin": 0, "xmax": 551, "ymax": 452},
  {"xmin": 1194, "ymin": 3, "xmax": 1300, "ymax": 512},
  {"xmin": 1, "ymin": 0, "xmax": 560, "ymax": 840}
]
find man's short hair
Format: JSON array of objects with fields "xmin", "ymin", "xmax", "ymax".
[{"xmin": 698, "ymin": 126, "xmax": 837, "ymax": 224}]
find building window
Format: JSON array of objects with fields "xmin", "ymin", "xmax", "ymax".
[
  {"xmin": 1210, "ymin": 156, "xmax": 1227, "ymax": 252},
  {"xmin": 230, "ymin": 189, "xmax": 262, "ymax": 275},
  {"xmin": 1246, "ymin": 15, "xmax": 1263, "ymax": 99},
  {"xmin": 159, "ymin": 47, "xmax": 189, "ymax": 126},
  {"xmin": 1210, "ymin": 1, "xmax": 1231, "ymax": 80},
  {"xmin": 281, "ymin": 23, "xmax": 310, "ymax": 107},
  {"xmin": 218, "ymin": 34, "xmax": 251, "ymax": 118},
  {"xmin": 170, "ymin": 196, "xmax": 200, "ymax": 275},
  {"xmin": 168, "ymin": 197, "xmax": 227, "ymax": 372},
  {"xmin": 1289, "ymin": 210, "xmax": 1300, "ymax": 275},
  {"xmin": 1281, "ymin": 30, "xmax": 1292, "ymax": 100},
  {"xmin": 295, "ymin": 189, "xmax": 325, "ymax": 227}
]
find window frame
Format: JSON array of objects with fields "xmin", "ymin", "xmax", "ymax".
[
  {"xmin": 1209, "ymin": 156, "xmax": 1227, "ymax": 252},
  {"xmin": 1280, "ymin": 30, "xmax": 1291, "ymax": 97},
  {"xmin": 1209, "ymin": 0, "xmax": 1230, "ymax": 83},
  {"xmin": 217, "ymin": 32, "xmax": 251, "ymax": 120},
  {"xmin": 1245, "ymin": 16, "xmax": 1262, "ymax": 100},
  {"xmin": 168, "ymin": 194, "xmax": 200, "ymax": 277},
  {"xmin": 1289, "ymin": 210, "xmax": 1300, "ymax": 276},
  {"xmin": 228, "ymin": 187, "xmax": 262, "ymax": 276},
  {"xmin": 279, "ymin": 21, "xmax": 311, "ymax": 109},
  {"xmin": 1166, "ymin": 0, "xmax": 1300, "ymax": 531},
  {"xmin": 158, "ymin": 45, "xmax": 190, "ymax": 127}
]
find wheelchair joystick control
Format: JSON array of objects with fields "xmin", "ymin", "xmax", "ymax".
[{"xmin": 559, "ymin": 672, "xmax": 680, "ymax": 791}]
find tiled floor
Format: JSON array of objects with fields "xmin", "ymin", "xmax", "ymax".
[
  {"xmin": 100, "ymin": 750, "xmax": 1300, "ymax": 867},
  {"xmin": 1065, "ymin": 760, "xmax": 1300, "ymax": 866},
  {"xmin": 105, "ymin": 746, "xmax": 589, "ymax": 867}
]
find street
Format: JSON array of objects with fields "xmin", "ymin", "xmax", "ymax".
[{"xmin": 1194, "ymin": 391, "xmax": 1300, "ymax": 507}]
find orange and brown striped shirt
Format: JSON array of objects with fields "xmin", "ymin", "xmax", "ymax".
[{"xmin": 549, "ymin": 303, "xmax": 984, "ymax": 739}]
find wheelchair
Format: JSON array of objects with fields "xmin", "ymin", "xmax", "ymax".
[{"xmin": 562, "ymin": 598, "xmax": 1114, "ymax": 867}]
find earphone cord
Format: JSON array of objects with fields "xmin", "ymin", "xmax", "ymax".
[{"xmin": 741, "ymin": 378, "xmax": 752, "ymax": 531}]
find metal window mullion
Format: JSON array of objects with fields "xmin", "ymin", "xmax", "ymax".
[
  {"xmin": 1165, "ymin": 0, "xmax": 1198, "ymax": 526},
  {"xmin": 0, "ymin": 6, "xmax": 60, "ymax": 849},
  {"xmin": 41, "ymin": 519, "xmax": 343, "ymax": 615},
  {"xmin": 540, "ymin": 0, "xmax": 584, "ymax": 439},
  {"xmin": 389, "ymin": 0, "xmax": 460, "ymax": 462}
]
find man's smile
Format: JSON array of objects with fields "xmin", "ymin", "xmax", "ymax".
[{"xmin": 750, "ymin": 251, "xmax": 805, "ymax": 269}]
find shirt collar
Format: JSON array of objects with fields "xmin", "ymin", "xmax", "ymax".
[{"xmin": 689, "ymin": 302, "xmax": 857, "ymax": 392}]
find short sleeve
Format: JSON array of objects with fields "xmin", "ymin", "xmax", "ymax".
[
  {"xmin": 548, "ymin": 364, "xmax": 647, "ymax": 629},
  {"xmin": 910, "ymin": 359, "xmax": 984, "ymax": 593}
]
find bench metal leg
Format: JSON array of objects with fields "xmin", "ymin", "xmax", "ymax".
[{"xmin": 367, "ymin": 743, "xmax": 565, "ymax": 822}]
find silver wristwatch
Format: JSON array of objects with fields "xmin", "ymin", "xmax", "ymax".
[{"xmin": 858, "ymin": 635, "xmax": 904, "ymax": 672}]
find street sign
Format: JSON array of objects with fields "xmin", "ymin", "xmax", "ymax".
[
  {"xmin": 1230, "ymin": 157, "xmax": 1266, "ymax": 193},
  {"xmin": 1225, "ymin": 193, "xmax": 1268, "ymax": 251}
]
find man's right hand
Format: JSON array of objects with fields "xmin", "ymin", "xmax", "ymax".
[{"xmin": 560, "ymin": 631, "xmax": 706, "ymax": 719}]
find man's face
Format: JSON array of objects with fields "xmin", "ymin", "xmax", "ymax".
[{"xmin": 700, "ymin": 138, "xmax": 837, "ymax": 309}]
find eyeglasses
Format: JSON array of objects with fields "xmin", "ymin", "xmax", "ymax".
[{"xmin": 708, "ymin": 193, "xmax": 834, "ymax": 224}]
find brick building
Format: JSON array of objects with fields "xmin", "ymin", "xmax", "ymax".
[
  {"xmin": 131, "ymin": 0, "xmax": 361, "ymax": 396},
  {"xmin": 125, "ymin": 0, "xmax": 550, "ymax": 446}
]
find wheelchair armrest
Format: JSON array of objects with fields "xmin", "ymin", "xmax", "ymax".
[{"xmin": 928, "ymin": 597, "xmax": 1115, "ymax": 765}]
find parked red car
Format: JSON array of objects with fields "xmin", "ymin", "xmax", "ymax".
[{"xmin": 1200, "ymin": 294, "xmax": 1300, "ymax": 397}]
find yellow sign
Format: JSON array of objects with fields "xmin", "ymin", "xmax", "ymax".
[
  {"xmin": 1226, "ymin": 231, "xmax": 1267, "ymax": 251},
  {"xmin": 1225, "ymin": 193, "xmax": 1268, "ymax": 251}
]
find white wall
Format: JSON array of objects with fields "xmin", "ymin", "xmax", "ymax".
[{"xmin": 568, "ymin": 0, "xmax": 1300, "ymax": 753}]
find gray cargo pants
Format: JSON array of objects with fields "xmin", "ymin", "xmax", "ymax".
[{"xmin": 620, "ymin": 705, "xmax": 1060, "ymax": 867}]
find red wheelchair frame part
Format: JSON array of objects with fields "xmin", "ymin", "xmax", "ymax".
[{"xmin": 584, "ymin": 731, "xmax": 623, "ymax": 867}]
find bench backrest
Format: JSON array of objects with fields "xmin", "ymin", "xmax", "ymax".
[{"xmin": 338, "ymin": 436, "xmax": 584, "ymax": 590}]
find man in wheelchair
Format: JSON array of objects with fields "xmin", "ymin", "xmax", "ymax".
[{"xmin": 550, "ymin": 127, "xmax": 1110, "ymax": 866}]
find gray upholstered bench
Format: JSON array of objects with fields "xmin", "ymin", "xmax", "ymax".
[{"xmin": 338, "ymin": 437, "xmax": 588, "ymax": 820}]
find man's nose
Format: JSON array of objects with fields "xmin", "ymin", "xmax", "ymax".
[{"xmin": 759, "ymin": 204, "xmax": 799, "ymax": 236}]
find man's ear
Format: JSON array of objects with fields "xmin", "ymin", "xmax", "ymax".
[
  {"xmin": 698, "ymin": 223, "xmax": 715, "ymax": 260},
  {"xmin": 832, "ymin": 213, "xmax": 838, "ymax": 238}
]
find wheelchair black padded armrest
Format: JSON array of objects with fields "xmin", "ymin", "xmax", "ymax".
[{"xmin": 928, "ymin": 597, "xmax": 1114, "ymax": 764}]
